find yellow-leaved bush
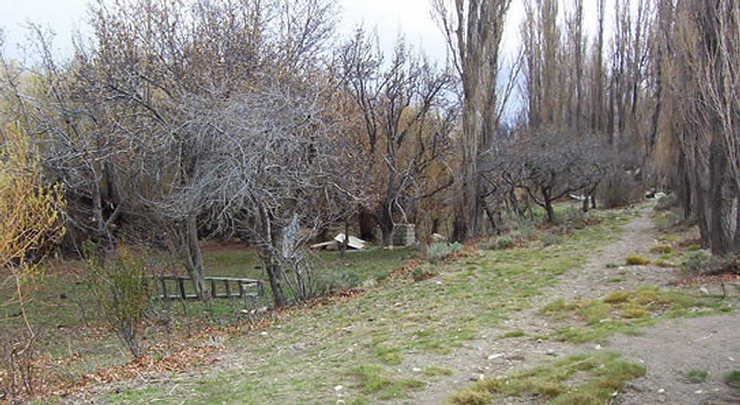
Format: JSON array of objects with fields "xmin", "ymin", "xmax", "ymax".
[{"xmin": 0, "ymin": 122, "xmax": 65, "ymax": 302}]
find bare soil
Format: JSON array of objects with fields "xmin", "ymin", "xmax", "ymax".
[{"xmin": 404, "ymin": 207, "xmax": 739, "ymax": 405}]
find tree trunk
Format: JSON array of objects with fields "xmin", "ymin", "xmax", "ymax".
[
  {"xmin": 734, "ymin": 196, "xmax": 740, "ymax": 252},
  {"xmin": 691, "ymin": 157, "xmax": 711, "ymax": 248},
  {"xmin": 254, "ymin": 208, "xmax": 287, "ymax": 308},
  {"xmin": 709, "ymin": 132, "xmax": 733, "ymax": 255},
  {"xmin": 678, "ymin": 152, "xmax": 692, "ymax": 219},
  {"xmin": 542, "ymin": 188, "xmax": 555, "ymax": 223},
  {"xmin": 358, "ymin": 208, "xmax": 376, "ymax": 242},
  {"xmin": 453, "ymin": 156, "xmax": 481, "ymax": 242},
  {"xmin": 430, "ymin": 217, "xmax": 440, "ymax": 235},
  {"xmin": 176, "ymin": 215, "xmax": 209, "ymax": 301},
  {"xmin": 482, "ymin": 199, "xmax": 499, "ymax": 236},
  {"xmin": 376, "ymin": 201, "xmax": 395, "ymax": 247},
  {"xmin": 264, "ymin": 254, "xmax": 287, "ymax": 308}
]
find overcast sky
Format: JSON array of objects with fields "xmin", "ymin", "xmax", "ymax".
[
  {"xmin": 0, "ymin": 0, "xmax": 534, "ymax": 63},
  {"xmin": 0, "ymin": 0, "xmax": 610, "ymax": 63}
]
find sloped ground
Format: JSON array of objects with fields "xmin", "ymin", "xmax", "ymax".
[
  {"xmin": 411, "ymin": 208, "xmax": 738, "ymax": 405},
  {"xmin": 612, "ymin": 314, "xmax": 740, "ymax": 405},
  {"xmin": 60, "ymin": 206, "xmax": 738, "ymax": 404}
]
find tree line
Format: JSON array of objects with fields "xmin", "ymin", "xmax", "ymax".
[{"xmin": 1, "ymin": 0, "xmax": 738, "ymax": 311}]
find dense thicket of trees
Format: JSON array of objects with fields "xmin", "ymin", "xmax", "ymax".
[
  {"xmin": 1, "ymin": 0, "xmax": 738, "ymax": 309},
  {"xmin": 654, "ymin": 0, "xmax": 739, "ymax": 254}
]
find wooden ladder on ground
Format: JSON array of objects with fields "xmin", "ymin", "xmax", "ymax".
[{"xmin": 153, "ymin": 275, "xmax": 264, "ymax": 307}]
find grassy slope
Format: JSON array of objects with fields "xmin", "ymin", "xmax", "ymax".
[
  {"xmin": 99, "ymin": 210, "xmax": 638, "ymax": 404},
  {"xmin": 1, "ymin": 246, "xmax": 413, "ymax": 384}
]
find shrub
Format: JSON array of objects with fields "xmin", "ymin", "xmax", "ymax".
[
  {"xmin": 541, "ymin": 234, "xmax": 563, "ymax": 247},
  {"xmin": 313, "ymin": 269, "xmax": 362, "ymax": 294},
  {"xmin": 650, "ymin": 244, "xmax": 673, "ymax": 254},
  {"xmin": 412, "ymin": 263, "xmax": 438, "ymax": 282},
  {"xmin": 598, "ymin": 172, "xmax": 643, "ymax": 209},
  {"xmin": 681, "ymin": 250, "xmax": 713, "ymax": 276},
  {"xmin": 682, "ymin": 251, "xmax": 739, "ymax": 276},
  {"xmin": 496, "ymin": 236, "xmax": 515, "ymax": 250},
  {"xmin": 426, "ymin": 242, "xmax": 463, "ymax": 264},
  {"xmin": 85, "ymin": 243, "xmax": 151, "ymax": 359},
  {"xmin": 625, "ymin": 255, "xmax": 650, "ymax": 266},
  {"xmin": 654, "ymin": 211, "xmax": 683, "ymax": 231},
  {"xmin": 654, "ymin": 194, "xmax": 678, "ymax": 211}
]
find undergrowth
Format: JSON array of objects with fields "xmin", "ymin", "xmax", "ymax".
[
  {"xmin": 541, "ymin": 286, "xmax": 728, "ymax": 343},
  {"xmin": 450, "ymin": 351, "xmax": 645, "ymax": 405}
]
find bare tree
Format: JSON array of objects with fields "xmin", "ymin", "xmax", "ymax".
[
  {"xmin": 494, "ymin": 130, "xmax": 613, "ymax": 223},
  {"xmin": 170, "ymin": 83, "xmax": 363, "ymax": 307},
  {"xmin": 656, "ymin": 0, "xmax": 739, "ymax": 255},
  {"xmin": 339, "ymin": 28, "xmax": 455, "ymax": 245},
  {"xmin": 432, "ymin": 0, "xmax": 513, "ymax": 242}
]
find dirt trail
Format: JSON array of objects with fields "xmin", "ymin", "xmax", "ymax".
[
  {"xmin": 405, "ymin": 207, "xmax": 739, "ymax": 405},
  {"xmin": 549, "ymin": 207, "xmax": 679, "ymax": 300}
]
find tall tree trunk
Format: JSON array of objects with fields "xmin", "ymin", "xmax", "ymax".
[
  {"xmin": 677, "ymin": 151, "xmax": 692, "ymax": 219},
  {"xmin": 358, "ymin": 208, "xmax": 376, "ymax": 242},
  {"xmin": 254, "ymin": 207, "xmax": 287, "ymax": 308},
  {"xmin": 453, "ymin": 100, "xmax": 482, "ymax": 242},
  {"xmin": 691, "ymin": 150, "xmax": 711, "ymax": 248},
  {"xmin": 482, "ymin": 199, "xmax": 499, "ymax": 235},
  {"xmin": 709, "ymin": 133, "xmax": 733, "ymax": 255},
  {"xmin": 263, "ymin": 251, "xmax": 287, "ymax": 308},
  {"xmin": 376, "ymin": 201, "xmax": 395, "ymax": 247},
  {"xmin": 176, "ymin": 215, "xmax": 209, "ymax": 301},
  {"xmin": 734, "ymin": 196, "xmax": 740, "ymax": 252},
  {"xmin": 542, "ymin": 187, "xmax": 555, "ymax": 223}
]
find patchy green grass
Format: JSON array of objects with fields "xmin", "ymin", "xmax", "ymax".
[
  {"xmin": 725, "ymin": 370, "xmax": 740, "ymax": 392},
  {"xmin": 625, "ymin": 255, "xmax": 651, "ymax": 266},
  {"xmin": 542, "ymin": 286, "xmax": 729, "ymax": 343},
  {"xmin": 422, "ymin": 366, "xmax": 454, "ymax": 378},
  {"xmin": 450, "ymin": 352, "xmax": 645, "ymax": 405},
  {"xmin": 106, "ymin": 386, "xmax": 166, "ymax": 403},
  {"xmin": 684, "ymin": 369, "xmax": 709, "ymax": 384},
  {"xmin": 0, "ymin": 246, "xmax": 414, "ymax": 392},
  {"xmin": 374, "ymin": 344, "xmax": 403, "ymax": 365},
  {"xmin": 650, "ymin": 243, "xmax": 674, "ymax": 254},
  {"xmin": 658, "ymin": 233, "xmax": 681, "ymax": 243},
  {"xmin": 498, "ymin": 329, "xmax": 526, "ymax": 339},
  {"xmin": 351, "ymin": 364, "xmax": 424, "ymax": 400},
  {"xmin": 30, "ymin": 206, "xmax": 633, "ymax": 404}
]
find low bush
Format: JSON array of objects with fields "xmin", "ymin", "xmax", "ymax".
[
  {"xmin": 598, "ymin": 172, "xmax": 643, "ymax": 209},
  {"xmin": 426, "ymin": 242, "xmax": 463, "ymax": 264},
  {"xmin": 654, "ymin": 194, "xmax": 679, "ymax": 211},
  {"xmin": 650, "ymin": 244, "xmax": 674, "ymax": 254},
  {"xmin": 682, "ymin": 251, "xmax": 740, "ymax": 276},
  {"xmin": 85, "ymin": 244, "xmax": 152, "ymax": 359},
  {"xmin": 412, "ymin": 263, "xmax": 438, "ymax": 282},
  {"xmin": 495, "ymin": 236, "xmax": 515, "ymax": 250},
  {"xmin": 625, "ymin": 255, "xmax": 650, "ymax": 266},
  {"xmin": 541, "ymin": 234, "xmax": 563, "ymax": 247}
]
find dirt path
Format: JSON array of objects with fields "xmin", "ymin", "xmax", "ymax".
[
  {"xmin": 612, "ymin": 313, "xmax": 740, "ymax": 405},
  {"xmin": 547, "ymin": 207, "xmax": 679, "ymax": 300},
  {"xmin": 405, "ymin": 207, "xmax": 738, "ymax": 405}
]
